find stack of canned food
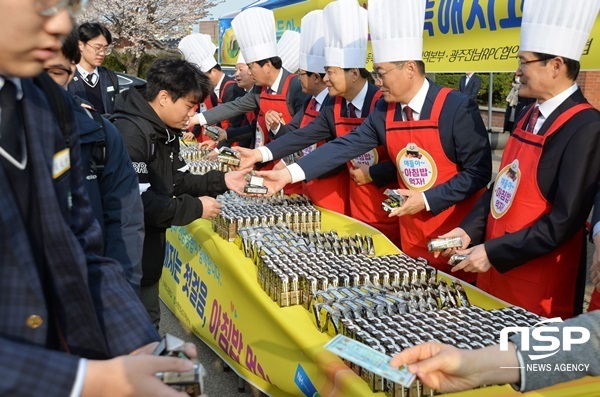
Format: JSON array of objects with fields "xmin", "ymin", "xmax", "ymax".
[
  {"xmin": 338, "ymin": 305, "xmax": 541, "ymax": 396},
  {"xmin": 212, "ymin": 191, "xmax": 321, "ymax": 241}
]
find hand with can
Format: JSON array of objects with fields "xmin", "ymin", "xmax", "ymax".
[
  {"xmin": 432, "ymin": 228, "xmax": 471, "ymax": 259},
  {"xmin": 450, "ymin": 244, "xmax": 492, "ymax": 274},
  {"xmin": 81, "ymin": 340, "xmax": 199, "ymax": 397},
  {"xmin": 387, "ymin": 189, "xmax": 425, "ymax": 217},
  {"xmin": 236, "ymin": 147, "xmax": 263, "ymax": 169},
  {"xmin": 255, "ymin": 168, "xmax": 293, "ymax": 196}
]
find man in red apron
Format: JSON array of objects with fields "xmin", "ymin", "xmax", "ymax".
[
  {"xmin": 178, "ymin": 33, "xmax": 245, "ymax": 142},
  {"xmin": 191, "ymin": 8, "xmax": 307, "ymax": 159},
  {"xmin": 254, "ymin": 0, "xmax": 491, "ymax": 278},
  {"xmin": 237, "ymin": 1, "xmax": 401, "ymax": 245},
  {"xmin": 445, "ymin": 0, "xmax": 600, "ymax": 318}
]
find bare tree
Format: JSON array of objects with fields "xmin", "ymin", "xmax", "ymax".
[{"xmin": 79, "ymin": 0, "xmax": 222, "ymax": 75}]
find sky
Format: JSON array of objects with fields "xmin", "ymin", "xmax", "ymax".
[{"xmin": 204, "ymin": 0, "xmax": 257, "ymax": 20}]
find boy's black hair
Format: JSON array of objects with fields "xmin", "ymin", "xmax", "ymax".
[
  {"xmin": 144, "ymin": 57, "xmax": 210, "ymax": 104},
  {"xmin": 61, "ymin": 27, "xmax": 81, "ymax": 64},
  {"xmin": 78, "ymin": 22, "xmax": 113, "ymax": 45}
]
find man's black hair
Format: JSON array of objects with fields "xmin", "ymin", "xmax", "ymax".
[
  {"xmin": 256, "ymin": 56, "xmax": 282, "ymax": 69},
  {"xmin": 208, "ymin": 64, "xmax": 222, "ymax": 72},
  {"xmin": 534, "ymin": 52, "xmax": 580, "ymax": 81},
  {"xmin": 144, "ymin": 57, "xmax": 210, "ymax": 104},
  {"xmin": 78, "ymin": 22, "xmax": 113, "ymax": 45},
  {"xmin": 343, "ymin": 68, "xmax": 371, "ymax": 79},
  {"xmin": 61, "ymin": 27, "xmax": 81, "ymax": 64}
]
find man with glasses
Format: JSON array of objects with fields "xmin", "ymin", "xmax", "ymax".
[
  {"xmin": 253, "ymin": 0, "xmax": 490, "ymax": 275},
  {"xmin": 0, "ymin": 1, "xmax": 199, "ymax": 396},
  {"xmin": 68, "ymin": 22, "xmax": 119, "ymax": 115},
  {"xmin": 441, "ymin": 0, "xmax": 600, "ymax": 318},
  {"xmin": 237, "ymin": 0, "xmax": 401, "ymax": 245},
  {"xmin": 191, "ymin": 8, "xmax": 307, "ymax": 157}
]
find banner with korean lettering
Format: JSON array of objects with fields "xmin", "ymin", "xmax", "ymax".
[{"xmin": 219, "ymin": 0, "xmax": 600, "ymax": 71}]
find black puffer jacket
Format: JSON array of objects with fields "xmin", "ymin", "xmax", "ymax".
[{"xmin": 112, "ymin": 86, "xmax": 228, "ymax": 285}]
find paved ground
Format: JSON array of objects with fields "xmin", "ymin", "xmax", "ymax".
[{"xmin": 158, "ymin": 146, "xmax": 596, "ymax": 396}]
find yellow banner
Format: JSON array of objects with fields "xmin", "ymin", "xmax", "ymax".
[
  {"xmin": 219, "ymin": 0, "xmax": 600, "ymax": 71},
  {"xmin": 160, "ymin": 209, "xmax": 599, "ymax": 397}
]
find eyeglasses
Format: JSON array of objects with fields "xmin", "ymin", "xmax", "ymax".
[
  {"xmin": 35, "ymin": 0, "xmax": 88, "ymax": 17},
  {"xmin": 296, "ymin": 71, "xmax": 308, "ymax": 77},
  {"xmin": 371, "ymin": 63, "xmax": 404, "ymax": 81},
  {"xmin": 85, "ymin": 42, "xmax": 113, "ymax": 56},
  {"xmin": 517, "ymin": 58, "xmax": 547, "ymax": 69}
]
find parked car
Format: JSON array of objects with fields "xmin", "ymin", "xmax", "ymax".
[{"xmin": 115, "ymin": 72, "xmax": 146, "ymax": 93}]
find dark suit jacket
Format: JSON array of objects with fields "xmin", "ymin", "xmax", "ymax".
[
  {"xmin": 266, "ymin": 81, "xmax": 396, "ymax": 186},
  {"xmin": 0, "ymin": 79, "xmax": 158, "ymax": 397},
  {"xmin": 202, "ymin": 69, "xmax": 308, "ymax": 125},
  {"xmin": 459, "ymin": 73, "xmax": 481, "ymax": 102},
  {"xmin": 68, "ymin": 66, "xmax": 119, "ymax": 115},
  {"xmin": 463, "ymin": 89, "xmax": 600, "ymax": 272},
  {"xmin": 289, "ymin": 80, "xmax": 491, "ymax": 215}
]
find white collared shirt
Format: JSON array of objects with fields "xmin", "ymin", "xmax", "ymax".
[
  {"xmin": 347, "ymin": 81, "xmax": 369, "ymax": 118},
  {"xmin": 268, "ymin": 69, "xmax": 284, "ymax": 94},
  {"xmin": 313, "ymin": 87, "xmax": 329, "ymax": 112},
  {"xmin": 401, "ymin": 79, "xmax": 430, "ymax": 121},
  {"xmin": 213, "ymin": 73, "xmax": 226, "ymax": 99},
  {"xmin": 76, "ymin": 64, "xmax": 99, "ymax": 85},
  {"xmin": 532, "ymin": 83, "xmax": 578, "ymax": 135}
]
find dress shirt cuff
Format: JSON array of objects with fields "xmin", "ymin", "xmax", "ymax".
[
  {"xmin": 257, "ymin": 146, "xmax": 273, "ymax": 162},
  {"xmin": 421, "ymin": 192, "xmax": 431, "ymax": 211},
  {"xmin": 69, "ymin": 358, "xmax": 87, "ymax": 397},
  {"xmin": 271, "ymin": 123, "xmax": 281, "ymax": 135},
  {"xmin": 593, "ymin": 221, "xmax": 600, "ymax": 239},
  {"xmin": 287, "ymin": 163, "xmax": 306, "ymax": 183},
  {"xmin": 510, "ymin": 348, "xmax": 526, "ymax": 392},
  {"xmin": 197, "ymin": 113, "xmax": 207, "ymax": 126}
]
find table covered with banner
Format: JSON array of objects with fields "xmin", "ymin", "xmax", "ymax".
[{"xmin": 160, "ymin": 206, "xmax": 599, "ymax": 397}]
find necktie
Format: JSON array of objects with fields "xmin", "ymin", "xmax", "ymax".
[
  {"xmin": 526, "ymin": 105, "xmax": 540, "ymax": 133},
  {"xmin": 266, "ymin": 87, "xmax": 275, "ymax": 95},
  {"xmin": 403, "ymin": 105, "xmax": 414, "ymax": 121},
  {"xmin": 308, "ymin": 98, "xmax": 318, "ymax": 111},
  {"xmin": 0, "ymin": 80, "xmax": 24, "ymax": 163},
  {"xmin": 347, "ymin": 103, "xmax": 358, "ymax": 118},
  {"xmin": 85, "ymin": 73, "xmax": 96, "ymax": 86}
]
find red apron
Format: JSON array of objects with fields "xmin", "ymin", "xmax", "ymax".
[
  {"xmin": 385, "ymin": 88, "xmax": 481, "ymax": 282},
  {"xmin": 301, "ymin": 100, "xmax": 351, "ymax": 215},
  {"xmin": 217, "ymin": 79, "xmax": 237, "ymax": 131},
  {"xmin": 334, "ymin": 94, "xmax": 401, "ymax": 245},
  {"xmin": 193, "ymin": 97, "xmax": 216, "ymax": 143},
  {"xmin": 256, "ymin": 75, "xmax": 294, "ymax": 171},
  {"xmin": 479, "ymin": 103, "xmax": 592, "ymax": 318}
]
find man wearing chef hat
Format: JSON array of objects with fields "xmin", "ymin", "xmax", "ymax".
[
  {"xmin": 446, "ymin": 0, "xmax": 600, "ymax": 318},
  {"xmin": 190, "ymin": 7, "xmax": 307, "ymax": 158},
  {"xmin": 179, "ymin": 33, "xmax": 245, "ymax": 141},
  {"xmin": 254, "ymin": 0, "xmax": 490, "ymax": 272},
  {"xmin": 238, "ymin": 0, "xmax": 401, "ymax": 245}
]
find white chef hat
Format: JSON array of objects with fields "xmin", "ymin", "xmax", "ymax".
[
  {"xmin": 232, "ymin": 7, "xmax": 277, "ymax": 63},
  {"xmin": 368, "ymin": 0, "xmax": 426, "ymax": 63},
  {"xmin": 236, "ymin": 50, "xmax": 246, "ymax": 65},
  {"xmin": 323, "ymin": 0, "xmax": 368, "ymax": 68},
  {"xmin": 178, "ymin": 34, "xmax": 218, "ymax": 73},
  {"xmin": 299, "ymin": 10, "xmax": 326, "ymax": 73},
  {"xmin": 277, "ymin": 30, "xmax": 301, "ymax": 73},
  {"xmin": 520, "ymin": 0, "xmax": 600, "ymax": 61}
]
